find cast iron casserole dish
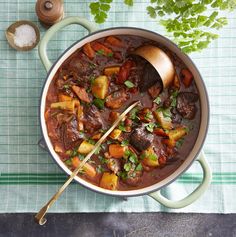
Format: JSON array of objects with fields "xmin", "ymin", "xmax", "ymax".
[{"xmin": 39, "ymin": 17, "xmax": 212, "ymax": 209}]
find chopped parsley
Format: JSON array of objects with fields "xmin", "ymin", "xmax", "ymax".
[
  {"xmin": 88, "ymin": 138, "xmax": 96, "ymax": 145},
  {"xmin": 93, "ymin": 98, "xmax": 105, "ymax": 109},
  {"xmin": 96, "ymin": 165, "xmax": 105, "ymax": 173},
  {"xmin": 145, "ymin": 111, "xmax": 153, "ymax": 120},
  {"xmin": 78, "ymin": 154, "xmax": 85, "ymax": 160},
  {"xmin": 96, "ymin": 49, "xmax": 105, "ymax": 55},
  {"xmin": 63, "ymin": 84, "xmax": 70, "ymax": 89},
  {"xmin": 170, "ymin": 90, "xmax": 179, "ymax": 108},
  {"xmin": 135, "ymin": 163, "xmax": 143, "ymax": 171},
  {"xmin": 129, "ymin": 108, "xmax": 139, "ymax": 121},
  {"xmin": 99, "ymin": 155, "xmax": 108, "ymax": 164},
  {"xmin": 124, "ymin": 163, "xmax": 132, "ymax": 172},
  {"xmin": 129, "ymin": 154, "xmax": 138, "ymax": 164},
  {"xmin": 145, "ymin": 122, "xmax": 156, "ymax": 133},
  {"xmin": 176, "ymin": 138, "xmax": 185, "ymax": 148},
  {"xmin": 94, "ymin": 146, "xmax": 101, "ymax": 155},
  {"xmin": 107, "ymin": 52, "xmax": 113, "ymax": 57},
  {"xmin": 121, "ymin": 140, "xmax": 129, "ymax": 146},
  {"xmin": 124, "ymin": 80, "xmax": 135, "ymax": 88},
  {"xmin": 118, "ymin": 122, "xmax": 127, "ymax": 132},
  {"xmin": 153, "ymin": 96, "xmax": 161, "ymax": 105},
  {"xmin": 65, "ymin": 159, "xmax": 72, "ymax": 166}
]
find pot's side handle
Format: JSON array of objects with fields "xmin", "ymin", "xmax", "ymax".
[
  {"xmin": 149, "ymin": 151, "xmax": 212, "ymax": 209},
  {"xmin": 39, "ymin": 17, "xmax": 98, "ymax": 72}
]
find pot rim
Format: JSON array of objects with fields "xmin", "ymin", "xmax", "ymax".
[{"xmin": 39, "ymin": 26, "xmax": 210, "ymax": 197}]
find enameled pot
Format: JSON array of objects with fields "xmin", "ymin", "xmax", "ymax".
[{"xmin": 39, "ymin": 17, "xmax": 212, "ymax": 209}]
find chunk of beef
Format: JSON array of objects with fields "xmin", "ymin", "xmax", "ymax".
[
  {"xmin": 105, "ymin": 89, "xmax": 129, "ymax": 109},
  {"xmin": 61, "ymin": 117, "xmax": 82, "ymax": 149},
  {"xmin": 125, "ymin": 169, "xmax": 142, "ymax": 186},
  {"xmin": 83, "ymin": 105, "xmax": 104, "ymax": 133},
  {"xmin": 107, "ymin": 158, "xmax": 121, "ymax": 174},
  {"xmin": 130, "ymin": 124, "xmax": 154, "ymax": 152},
  {"xmin": 69, "ymin": 53, "xmax": 93, "ymax": 77},
  {"xmin": 148, "ymin": 82, "xmax": 162, "ymax": 99},
  {"xmin": 177, "ymin": 92, "xmax": 198, "ymax": 120}
]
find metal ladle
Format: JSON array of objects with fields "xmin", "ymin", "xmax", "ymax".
[{"xmin": 132, "ymin": 45, "xmax": 175, "ymax": 92}]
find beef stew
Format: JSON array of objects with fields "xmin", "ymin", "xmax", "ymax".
[{"xmin": 45, "ymin": 35, "xmax": 200, "ymax": 191}]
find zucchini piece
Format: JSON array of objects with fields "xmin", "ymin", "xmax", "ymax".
[{"xmin": 50, "ymin": 101, "xmax": 75, "ymax": 111}]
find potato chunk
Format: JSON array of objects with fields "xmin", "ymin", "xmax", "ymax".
[
  {"xmin": 100, "ymin": 172, "xmax": 118, "ymax": 190},
  {"xmin": 153, "ymin": 110, "xmax": 173, "ymax": 130},
  {"xmin": 91, "ymin": 75, "xmax": 109, "ymax": 99},
  {"xmin": 141, "ymin": 147, "xmax": 159, "ymax": 167},
  {"xmin": 168, "ymin": 127, "xmax": 187, "ymax": 141},
  {"xmin": 78, "ymin": 141, "xmax": 95, "ymax": 154},
  {"xmin": 50, "ymin": 101, "xmax": 75, "ymax": 112}
]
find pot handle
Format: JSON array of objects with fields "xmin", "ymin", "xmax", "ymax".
[
  {"xmin": 148, "ymin": 151, "xmax": 212, "ymax": 209},
  {"xmin": 39, "ymin": 17, "xmax": 98, "ymax": 72}
]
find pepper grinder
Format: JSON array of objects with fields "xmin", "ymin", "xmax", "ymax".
[{"xmin": 35, "ymin": 0, "xmax": 64, "ymax": 27}]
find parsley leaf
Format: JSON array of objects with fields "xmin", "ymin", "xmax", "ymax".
[
  {"xmin": 153, "ymin": 96, "xmax": 161, "ymax": 105},
  {"xmin": 121, "ymin": 140, "xmax": 129, "ymax": 146},
  {"xmin": 124, "ymin": 163, "xmax": 132, "ymax": 172},
  {"xmin": 145, "ymin": 122, "xmax": 156, "ymax": 132},
  {"xmin": 124, "ymin": 80, "xmax": 135, "ymax": 88},
  {"xmin": 93, "ymin": 98, "xmax": 105, "ymax": 109},
  {"xmin": 135, "ymin": 163, "xmax": 143, "ymax": 171}
]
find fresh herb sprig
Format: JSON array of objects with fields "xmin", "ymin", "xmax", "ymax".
[{"xmin": 89, "ymin": 0, "xmax": 236, "ymax": 53}]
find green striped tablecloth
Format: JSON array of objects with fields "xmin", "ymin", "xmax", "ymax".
[{"xmin": 0, "ymin": 1, "xmax": 235, "ymax": 213}]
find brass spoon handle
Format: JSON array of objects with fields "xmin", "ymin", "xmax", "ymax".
[{"xmin": 35, "ymin": 101, "xmax": 139, "ymax": 225}]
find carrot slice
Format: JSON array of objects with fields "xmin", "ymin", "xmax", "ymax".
[
  {"xmin": 104, "ymin": 66, "xmax": 120, "ymax": 76},
  {"xmin": 72, "ymin": 85, "xmax": 91, "ymax": 103},
  {"xmin": 105, "ymin": 36, "xmax": 123, "ymax": 47},
  {"xmin": 83, "ymin": 43, "xmax": 95, "ymax": 59},
  {"xmin": 91, "ymin": 42, "xmax": 113, "ymax": 56},
  {"xmin": 116, "ymin": 60, "xmax": 135, "ymax": 84},
  {"xmin": 181, "ymin": 69, "xmax": 193, "ymax": 87},
  {"xmin": 71, "ymin": 157, "xmax": 96, "ymax": 178},
  {"xmin": 109, "ymin": 144, "xmax": 126, "ymax": 158}
]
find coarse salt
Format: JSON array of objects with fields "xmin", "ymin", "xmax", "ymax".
[{"xmin": 14, "ymin": 24, "xmax": 37, "ymax": 48}]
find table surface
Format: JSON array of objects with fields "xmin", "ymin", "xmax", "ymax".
[
  {"xmin": 0, "ymin": 213, "xmax": 235, "ymax": 237},
  {"xmin": 1, "ymin": 0, "xmax": 236, "ymax": 214}
]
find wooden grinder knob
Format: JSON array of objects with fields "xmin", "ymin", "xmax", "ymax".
[{"xmin": 35, "ymin": 0, "xmax": 64, "ymax": 27}]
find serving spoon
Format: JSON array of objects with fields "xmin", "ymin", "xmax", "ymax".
[{"xmin": 35, "ymin": 101, "xmax": 139, "ymax": 225}]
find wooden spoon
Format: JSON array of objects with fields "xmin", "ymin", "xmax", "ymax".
[{"xmin": 35, "ymin": 101, "xmax": 139, "ymax": 225}]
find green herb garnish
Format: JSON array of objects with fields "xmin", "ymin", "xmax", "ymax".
[
  {"xmin": 93, "ymin": 98, "xmax": 105, "ymax": 109},
  {"xmin": 153, "ymin": 96, "xmax": 161, "ymax": 105},
  {"xmin": 145, "ymin": 122, "xmax": 156, "ymax": 132},
  {"xmin": 121, "ymin": 140, "xmax": 129, "ymax": 146},
  {"xmin": 176, "ymin": 138, "xmax": 185, "ymax": 148},
  {"xmin": 99, "ymin": 155, "xmax": 108, "ymax": 164},
  {"xmin": 129, "ymin": 154, "xmax": 138, "ymax": 164},
  {"xmin": 124, "ymin": 80, "xmax": 135, "ymax": 88},
  {"xmin": 96, "ymin": 49, "xmax": 105, "ymax": 55},
  {"xmin": 119, "ymin": 122, "xmax": 127, "ymax": 132},
  {"xmin": 135, "ymin": 163, "xmax": 143, "ymax": 171},
  {"xmin": 96, "ymin": 165, "xmax": 105, "ymax": 173},
  {"xmin": 124, "ymin": 163, "xmax": 132, "ymax": 172},
  {"xmin": 78, "ymin": 154, "xmax": 85, "ymax": 160},
  {"xmin": 88, "ymin": 138, "xmax": 96, "ymax": 145},
  {"xmin": 145, "ymin": 111, "xmax": 154, "ymax": 120},
  {"xmin": 107, "ymin": 52, "xmax": 113, "ymax": 57},
  {"xmin": 90, "ymin": 1, "xmax": 236, "ymax": 53}
]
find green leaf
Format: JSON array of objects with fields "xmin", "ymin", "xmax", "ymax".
[
  {"xmin": 124, "ymin": 163, "xmax": 132, "ymax": 171},
  {"xmin": 153, "ymin": 96, "xmax": 161, "ymax": 105},
  {"xmin": 121, "ymin": 140, "xmax": 129, "ymax": 146},
  {"xmin": 93, "ymin": 98, "xmax": 105, "ymax": 109},
  {"xmin": 135, "ymin": 163, "xmax": 143, "ymax": 171},
  {"xmin": 96, "ymin": 165, "xmax": 105, "ymax": 173},
  {"xmin": 145, "ymin": 122, "xmax": 156, "ymax": 132},
  {"xmin": 124, "ymin": 80, "xmax": 135, "ymax": 88},
  {"xmin": 129, "ymin": 153, "xmax": 138, "ymax": 164},
  {"xmin": 147, "ymin": 6, "xmax": 157, "ymax": 18},
  {"xmin": 124, "ymin": 0, "xmax": 133, "ymax": 6},
  {"xmin": 100, "ymin": 3, "xmax": 110, "ymax": 11}
]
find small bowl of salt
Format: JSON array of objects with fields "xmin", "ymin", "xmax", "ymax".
[{"xmin": 5, "ymin": 20, "xmax": 40, "ymax": 51}]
